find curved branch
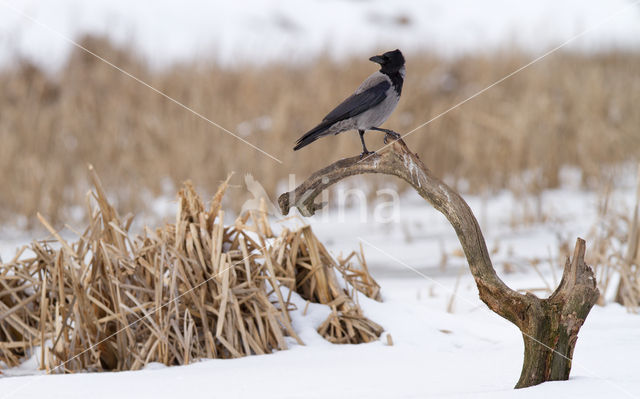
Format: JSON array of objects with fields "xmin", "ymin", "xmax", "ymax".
[
  {"xmin": 279, "ymin": 138, "xmax": 599, "ymax": 388},
  {"xmin": 280, "ymin": 139, "xmax": 531, "ymax": 327}
]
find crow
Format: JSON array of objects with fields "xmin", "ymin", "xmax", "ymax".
[{"xmin": 294, "ymin": 49, "xmax": 405, "ymax": 158}]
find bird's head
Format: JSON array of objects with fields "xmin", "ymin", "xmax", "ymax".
[{"xmin": 369, "ymin": 49, "xmax": 405, "ymax": 73}]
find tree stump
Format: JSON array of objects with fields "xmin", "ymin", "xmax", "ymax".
[{"xmin": 279, "ymin": 139, "xmax": 599, "ymax": 388}]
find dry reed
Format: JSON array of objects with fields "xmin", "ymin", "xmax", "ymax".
[
  {"xmin": 0, "ymin": 168, "xmax": 382, "ymax": 372},
  {"xmin": 2, "ymin": 35, "xmax": 640, "ymax": 226},
  {"xmin": 586, "ymin": 166, "xmax": 640, "ymax": 312}
]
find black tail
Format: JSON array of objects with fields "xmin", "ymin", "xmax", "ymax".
[{"xmin": 293, "ymin": 121, "xmax": 332, "ymax": 151}]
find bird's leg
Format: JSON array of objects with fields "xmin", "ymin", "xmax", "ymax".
[
  {"xmin": 370, "ymin": 127, "xmax": 401, "ymax": 144},
  {"xmin": 358, "ymin": 130, "xmax": 374, "ymax": 159}
]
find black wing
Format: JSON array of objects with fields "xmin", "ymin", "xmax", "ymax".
[
  {"xmin": 294, "ymin": 80, "xmax": 391, "ymax": 151},
  {"xmin": 322, "ymin": 80, "xmax": 391, "ymax": 124}
]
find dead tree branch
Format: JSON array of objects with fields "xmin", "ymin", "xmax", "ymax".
[{"xmin": 279, "ymin": 139, "xmax": 599, "ymax": 388}]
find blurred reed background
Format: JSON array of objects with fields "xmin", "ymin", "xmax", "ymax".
[{"xmin": 1, "ymin": 35, "xmax": 639, "ymax": 226}]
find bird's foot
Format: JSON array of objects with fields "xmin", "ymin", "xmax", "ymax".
[
  {"xmin": 383, "ymin": 130, "xmax": 402, "ymax": 144},
  {"xmin": 359, "ymin": 150, "xmax": 375, "ymax": 159}
]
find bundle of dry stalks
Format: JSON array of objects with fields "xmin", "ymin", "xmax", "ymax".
[
  {"xmin": 336, "ymin": 245, "xmax": 382, "ymax": 302},
  {"xmin": 288, "ymin": 226, "xmax": 382, "ymax": 343},
  {"xmin": 0, "ymin": 169, "xmax": 382, "ymax": 372}
]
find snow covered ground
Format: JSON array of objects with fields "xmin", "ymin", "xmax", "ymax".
[
  {"xmin": 1, "ymin": 0, "xmax": 640, "ymax": 70},
  {"xmin": 0, "ymin": 280, "xmax": 638, "ymax": 398},
  {"xmin": 2, "ymin": 173, "xmax": 639, "ymax": 398}
]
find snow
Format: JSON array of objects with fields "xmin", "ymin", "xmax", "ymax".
[
  {"xmin": 1, "ymin": 0, "xmax": 640, "ymax": 71},
  {"xmin": 0, "ymin": 281, "xmax": 638, "ymax": 398},
  {"xmin": 2, "ymin": 177, "xmax": 640, "ymax": 398}
]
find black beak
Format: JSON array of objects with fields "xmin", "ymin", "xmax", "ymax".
[{"xmin": 369, "ymin": 55, "xmax": 385, "ymax": 64}]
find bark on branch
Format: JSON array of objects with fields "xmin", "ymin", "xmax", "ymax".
[{"xmin": 279, "ymin": 139, "xmax": 599, "ymax": 388}]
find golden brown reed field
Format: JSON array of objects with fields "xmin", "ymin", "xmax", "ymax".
[{"xmin": 1, "ymin": 35, "xmax": 639, "ymax": 225}]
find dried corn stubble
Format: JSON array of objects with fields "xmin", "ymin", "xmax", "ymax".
[{"xmin": 0, "ymin": 171, "xmax": 383, "ymax": 372}]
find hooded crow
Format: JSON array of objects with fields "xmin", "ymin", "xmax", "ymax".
[{"xmin": 294, "ymin": 49, "xmax": 405, "ymax": 157}]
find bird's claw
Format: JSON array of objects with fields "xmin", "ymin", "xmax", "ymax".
[
  {"xmin": 359, "ymin": 151, "xmax": 375, "ymax": 159},
  {"xmin": 383, "ymin": 131, "xmax": 402, "ymax": 144}
]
